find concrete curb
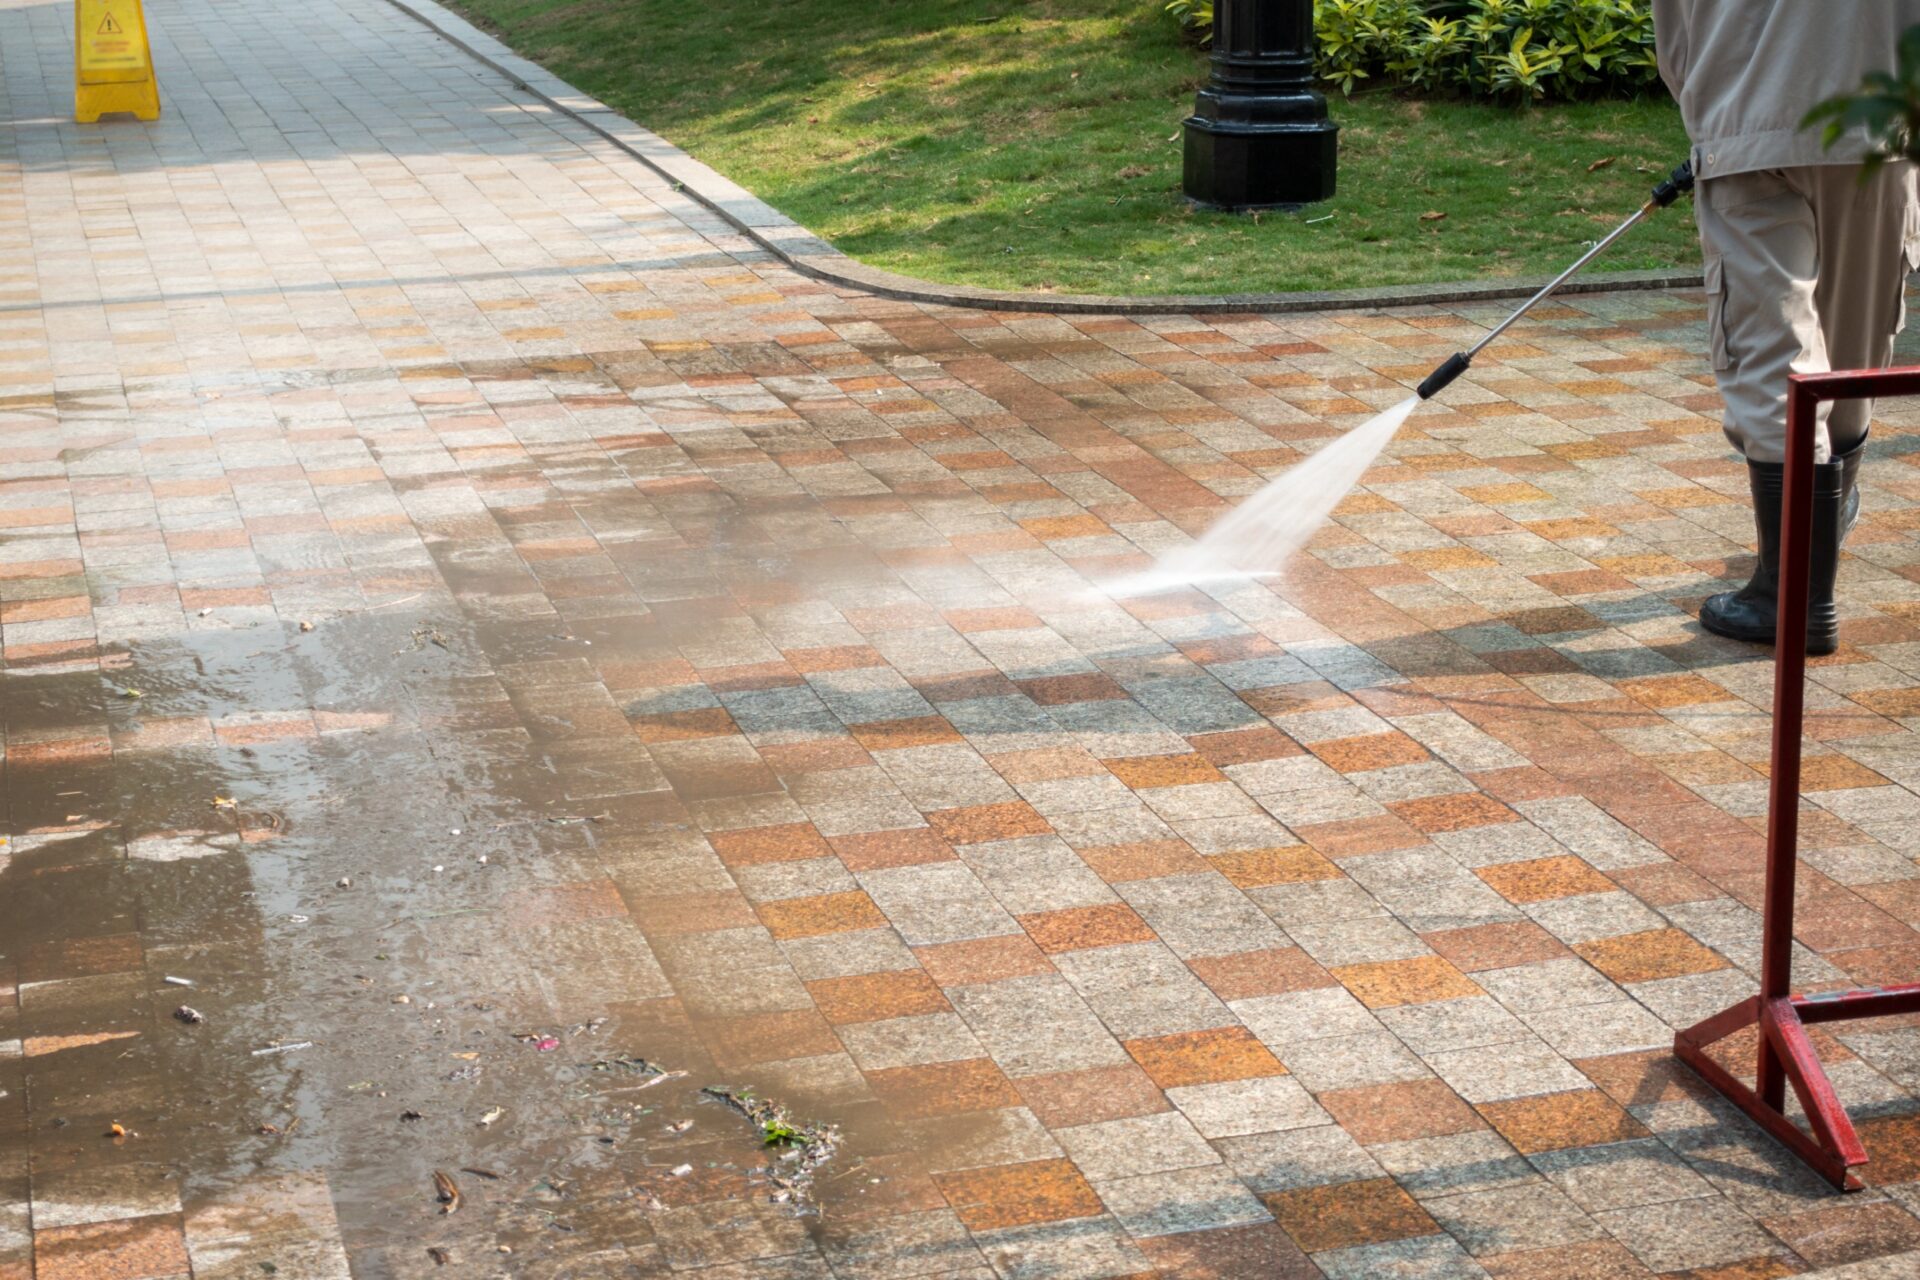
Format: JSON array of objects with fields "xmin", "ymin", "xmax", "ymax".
[{"xmin": 380, "ymin": 0, "xmax": 1705, "ymax": 316}]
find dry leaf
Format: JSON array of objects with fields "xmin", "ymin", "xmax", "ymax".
[
  {"xmin": 1419, "ymin": 210, "xmax": 1448, "ymax": 222},
  {"xmin": 1587, "ymin": 156, "xmax": 1616, "ymax": 172},
  {"xmin": 433, "ymin": 1170, "xmax": 461, "ymax": 1214}
]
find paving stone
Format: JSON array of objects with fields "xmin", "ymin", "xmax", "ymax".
[
  {"xmin": 1215, "ymin": 1123, "xmax": 1384, "ymax": 1192},
  {"xmin": 9, "ymin": 2, "xmax": 1920, "ymax": 1270},
  {"xmin": 1592, "ymin": 1197, "xmax": 1786, "ymax": 1273}
]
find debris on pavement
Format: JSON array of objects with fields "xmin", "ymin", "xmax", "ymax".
[
  {"xmin": 459, "ymin": 1167, "xmax": 502, "ymax": 1180},
  {"xmin": 163, "ymin": 975, "xmax": 195, "ymax": 987},
  {"xmin": 400, "ymin": 626, "xmax": 451, "ymax": 654},
  {"xmin": 249, "ymin": 1041, "xmax": 313, "ymax": 1057},
  {"xmin": 174, "ymin": 1005, "xmax": 206, "ymax": 1025},
  {"xmin": 478, "ymin": 1106, "xmax": 505, "ymax": 1127},
  {"xmin": 432, "ymin": 1169, "xmax": 461, "ymax": 1214},
  {"xmin": 701, "ymin": 1086, "xmax": 840, "ymax": 1206},
  {"xmin": 584, "ymin": 1055, "xmax": 685, "ymax": 1090},
  {"xmin": 426, "ymin": 1246, "xmax": 450, "ymax": 1266}
]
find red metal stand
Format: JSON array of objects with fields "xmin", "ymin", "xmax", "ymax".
[{"xmin": 1674, "ymin": 367, "xmax": 1920, "ymax": 1192}]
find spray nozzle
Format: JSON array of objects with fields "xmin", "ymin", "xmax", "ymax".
[
  {"xmin": 1651, "ymin": 160, "xmax": 1694, "ymax": 208},
  {"xmin": 1417, "ymin": 351, "xmax": 1472, "ymax": 400}
]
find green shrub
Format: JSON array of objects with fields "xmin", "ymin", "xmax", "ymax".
[
  {"xmin": 1164, "ymin": 0, "xmax": 1214, "ymax": 32},
  {"xmin": 1165, "ymin": 0, "xmax": 1661, "ymax": 102}
]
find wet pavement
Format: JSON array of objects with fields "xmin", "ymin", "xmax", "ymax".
[{"xmin": 11, "ymin": 0, "xmax": 1920, "ymax": 1277}]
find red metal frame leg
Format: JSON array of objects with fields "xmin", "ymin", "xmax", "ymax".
[
  {"xmin": 1674, "ymin": 998, "xmax": 1864, "ymax": 1190},
  {"xmin": 1673, "ymin": 368, "xmax": 1920, "ymax": 1192}
]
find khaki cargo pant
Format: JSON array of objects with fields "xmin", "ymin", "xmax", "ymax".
[{"xmin": 1697, "ymin": 162, "xmax": 1920, "ymax": 464}]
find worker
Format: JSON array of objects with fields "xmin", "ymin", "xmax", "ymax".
[{"xmin": 1655, "ymin": 1, "xmax": 1920, "ymax": 655}]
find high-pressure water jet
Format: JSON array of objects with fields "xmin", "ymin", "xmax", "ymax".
[{"xmin": 1100, "ymin": 162, "xmax": 1696, "ymax": 600}]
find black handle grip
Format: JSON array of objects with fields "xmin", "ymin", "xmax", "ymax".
[
  {"xmin": 1651, "ymin": 160, "xmax": 1694, "ymax": 208},
  {"xmin": 1417, "ymin": 351, "xmax": 1473, "ymax": 401}
]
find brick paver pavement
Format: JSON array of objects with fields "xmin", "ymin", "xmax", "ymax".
[{"xmin": 10, "ymin": 0, "xmax": 1920, "ymax": 1276}]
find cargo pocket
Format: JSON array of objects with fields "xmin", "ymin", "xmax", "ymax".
[{"xmin": 1704, "ymin": 255, "xmax": 1732, "ymax": 370}]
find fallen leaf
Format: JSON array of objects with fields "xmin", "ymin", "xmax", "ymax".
[
  {"xmin": 107, "ymin": 1123, "xmax": 126, "ymax": 1138},
  {"xmin": 433, "ymin": 1169, "xmax": 461, "ymax": 1214},
  {"xmin": 1587, "ymin": 156, "xmax": 1616, "ymax": 172},
  {"xmin": 478, "ymin": 1106, "xmax": 505, "ymax": 1127},
  {"xmin": 1419, "ymin": 210, "xmax": 1448, "ymax": 222}
]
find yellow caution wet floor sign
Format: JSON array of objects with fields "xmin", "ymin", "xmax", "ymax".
[{"xmin": 75, "ymin": 0, "xmax": 160, "ymax": 122}]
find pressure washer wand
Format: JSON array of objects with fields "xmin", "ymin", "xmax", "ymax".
[{"xmin": 1416, "ymin": 160, "xmax": 1695, "ymax": 400}]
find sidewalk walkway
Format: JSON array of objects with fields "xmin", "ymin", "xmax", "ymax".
[{"xmin": 8, "ymin": 0, "xmax": 1920, "ymax": 1277}]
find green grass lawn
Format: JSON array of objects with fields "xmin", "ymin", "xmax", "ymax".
[{"xmin": 447, "ymin": 0, "xmax": 1698, "ymax": 295}]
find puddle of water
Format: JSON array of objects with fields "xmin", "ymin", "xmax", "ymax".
[{"xmin": 0, "ymin": 606, "xmax": 929, "ymax": 1273}]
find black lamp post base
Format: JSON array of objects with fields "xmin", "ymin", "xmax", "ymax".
[
  {"xmin": 1182, "ymin": 117, "xmax": 1338, "ymax": 210},
  {"xmin": 1180, "ymin": 0, "xmax": 1338, "ymax": 210}
]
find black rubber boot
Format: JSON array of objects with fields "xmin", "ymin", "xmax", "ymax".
[
  {"xmin": 1837, "ymin": 431, "xmax": 1866, "ymax": 539},
  {"xmin": 1700, "ymin": 461, "xmax": 1783, "ymax": 644},
  {"xmin": 1804, "ymin": 459, "xmax": 1846, "ymax": 656},
  {"xmin": 1699, "ymin": 456, "xmax": 1849, "ymax": 656}
]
